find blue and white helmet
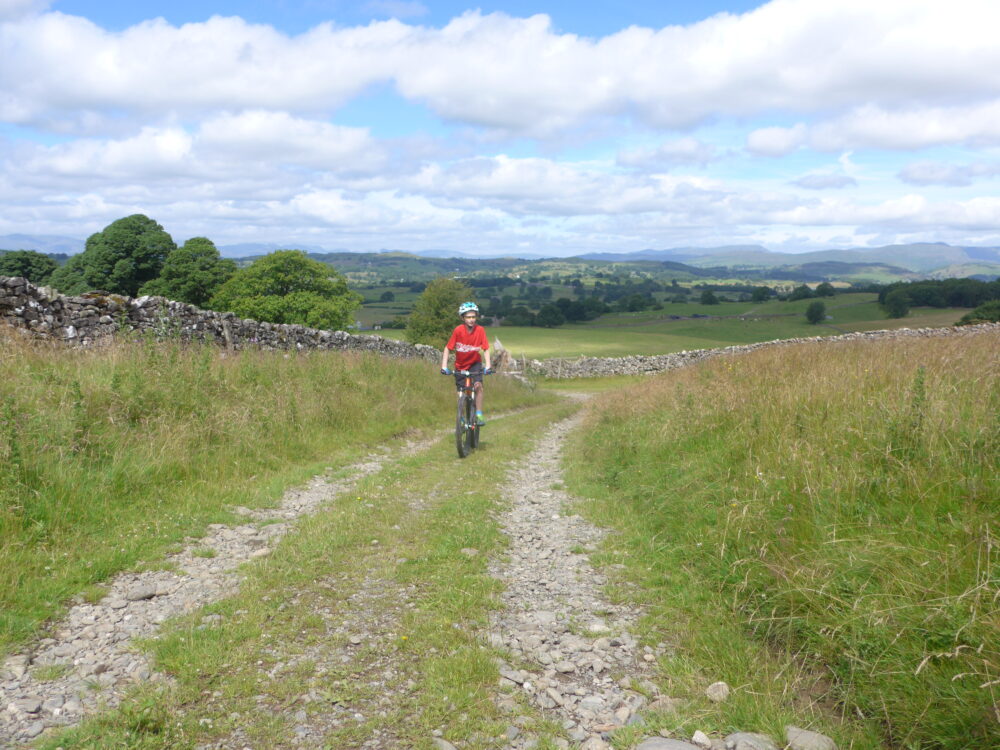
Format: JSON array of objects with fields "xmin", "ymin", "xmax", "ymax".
[{"xmin": 457, "ymin": 301, "xmax": 479, "ymax": 317}]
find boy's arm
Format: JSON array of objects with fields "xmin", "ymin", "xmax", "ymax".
[
  {"xmin": 441, "ymin": 347, "xmax": 451, "ymax": 370},
  {"xmin": 480, "ymin": 328, "xmax": 491, "ymax": 370}
]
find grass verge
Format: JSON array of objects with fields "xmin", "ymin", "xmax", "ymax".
[
  {"xmin": 0, "ymin": 328, "xmax": 551, "ymax": 655},
  {"xmin": 564, "ymin": 331, "xmax": 999, "ymax": 749}
]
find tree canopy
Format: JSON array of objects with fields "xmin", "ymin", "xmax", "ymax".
[
  {"xmin": 882, "ymin": 288, "xmax": 911, "ymax": 318},
  {"xmin": 535, "ymin": 303, "xmax": 566, "ymax": 328},
  {"xmin": 956, "ymin": 299, "xmax": 1000, "ymax": 326},
  {"xmin": 787, "ymin": 284, "xmax": 814, "ymax": 301},
  {"xmin": 208, "ymin": 250, "xmax": 361, "ymax": 331},
  {"xmin": 405, "ymin": 277, "xmax": 475, "ymax": 346},
  {"xmin": 0, "ymin": 250, "xmax": 58, "ymax": 284},
  {"xmin": 805, "ymin": 300, "xmax": 826, "ymax": 324},
  {"xmin": 139, "ymin": 237, "xmax": 236, "ymax": 307},
  {"xmin": 49, "ymin": 214, "xmax": 176, "ymax": 296}
]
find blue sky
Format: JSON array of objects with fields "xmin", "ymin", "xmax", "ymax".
[{"xmin": 2, "ymin": 0, "xmax": 1000, "ymax": 256}]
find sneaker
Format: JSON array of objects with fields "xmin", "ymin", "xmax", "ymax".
[{"xmin": 475, "ymin": 411, "xmax": 486, "ymax": 426}]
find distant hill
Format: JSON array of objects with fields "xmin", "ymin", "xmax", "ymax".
[
  {"xmin": 0, "ymin": 233, "xmax": 84, "ymax": 256},
  {"xmin": 218, "ymin": 242, "xmax": 336, "ymax": 258},
  {"xmin": 926, "ymin": 263, "xmax": 1000, "ymax": 281},
  {"xmin": 685, "ymin": 243, "xmax": 990, "ymax": 273},
  {"xmin": 6, "ymin": 231, "xmax": 999, "ymax": 284},
  {"xmin": 575, "ymin": 245, "xmax": 763, "ymax": 263}
]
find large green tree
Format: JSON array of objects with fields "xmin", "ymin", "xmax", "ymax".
[
  {"xmin": 140, "ymin": 237, "xmax": 236, "ymax": 307},
  {"xmin": 805, "ymin": 300, "xmax": 826, "ymax": 324},
  {"xmin": 49, "ymin": 215, "xmax": 176, "ymax": 296},
  {"xmin": 883, "ymin": 288, "xmax": 911, "ymax": 318},
  {"xmin": 405, "ymin": 277, "xmax": 474, "ymax": 346},
  {"xmin": 535, "ymin": 303, "xmax": 566, "ymax": 328},
  {"xmin": 209, "ymin": 250, "xmax": 361, "ymax": 331},
  {"xmin": 787, "ymin": 284, "xmax": 814, "ymax": 301},
  {"xmin": 0, "ymin": 250, "xmax": 58, "ymax": 284}
]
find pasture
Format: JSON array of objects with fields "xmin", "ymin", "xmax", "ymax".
[{"xmin": 486, "ymin": 294, "xmax": 972, "ymax": 359}]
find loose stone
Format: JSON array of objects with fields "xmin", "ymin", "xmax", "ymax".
[
  {"xmin": 125, "ymin": 585, "xmax": 157, "ymax": 602},
  {"xmin": 705, "ymin": 681, "xmax": 730, "ymax": 702},
  {"xmin": 785, "ymin": 726, "xmax": 838, "ymax": 750},
  {"xmin": 636, "ymin": 739, "xmax": 702, "ymax": 750},
  {"xmin": 725, "ymin": 732, "xmax": 780, "ymax": 750},
  {"xmin": 691, "ymin": 729, "xmax": 712, "ymax": 748}
]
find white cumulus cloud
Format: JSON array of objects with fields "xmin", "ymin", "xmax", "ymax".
[
  {"xmin": 617, "ymin": 138, "xmax": 718, "ymax": 170},
  {"xmin": 898, "ymin": 161, "xmax": 1000, "ymax": 187},
  {"xmin": 791, "ymin": 174, "xmax": 858, "ymax": 190},
  {"xmin": 3, "ymin": 1, "xmax": 1000, "ymax": 137}
]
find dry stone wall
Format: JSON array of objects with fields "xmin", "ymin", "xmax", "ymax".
[
  {"xmin": 0, "ymin": 276, "xmax": 439, "ymax": 361},
  {"xmin": 522, "ymin": 321, "xmax": 1000, "ymax": 378}
]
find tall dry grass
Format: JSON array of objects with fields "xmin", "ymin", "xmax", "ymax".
[
  {"xmin": 0, "ymin": 328, "xmax": 544, "ymax": 654},
  {"xmin": 568, "ymin": 331, "xmax": 999, "ymax": 748}
]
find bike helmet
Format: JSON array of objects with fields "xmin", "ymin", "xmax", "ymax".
[{"xmin": 457, "ymin": 301, "xmax": 479, "ymax": 316}]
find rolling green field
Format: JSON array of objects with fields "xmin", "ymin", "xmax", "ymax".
[
  {"xmin": 368, "ymin": 293, "xmax": 972, "ymax": 358},
  {"xmin": 486, "ymin": 295, "xmax": 972, "ymax": 359}
]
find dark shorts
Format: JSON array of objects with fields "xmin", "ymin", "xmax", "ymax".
[{"xmin": 454, "ymin": 362, "xmax": 484, "ymax": 390}]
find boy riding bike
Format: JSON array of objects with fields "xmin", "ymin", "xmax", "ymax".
[{"xmin": 440, "ymin": 302, "xmax": 492, "ymax": 425}]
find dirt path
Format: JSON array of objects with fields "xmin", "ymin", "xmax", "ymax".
[
  {"xmin": 486, "ymin": 411, "xmax": 662, "ymax": 749},
  {"xmin": 2, "ymin": 398, "xmax": 668, "ymax": 749}
]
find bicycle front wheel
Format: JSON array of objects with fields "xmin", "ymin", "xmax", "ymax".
[
  {"xmin": 456, "ymin": 393, "xmax": 471, "ymax": 458},
  {"xmin": 466, "ymin": 394, "xmax": 479, "ymax": 451}
]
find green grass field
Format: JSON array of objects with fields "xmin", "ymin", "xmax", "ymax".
[
  {"xmin": 487, "ymin": 295, "xmax": 973, "ymax": 359},
  {"xmin": 372, "ymin": 294, "xmax": 972, "ymax": 358}
]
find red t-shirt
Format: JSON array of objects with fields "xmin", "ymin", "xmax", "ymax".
[{"xmin": 446, "ymin": 324, "xmax": 489, "ymax": 370}]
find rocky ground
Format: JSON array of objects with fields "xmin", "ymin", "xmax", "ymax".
[{"xmin": 485, "ymin": 412, "xmax": 659, "ymax": 749}]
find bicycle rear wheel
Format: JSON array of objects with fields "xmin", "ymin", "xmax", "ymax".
[{"xmin": 456, "ymin": 393, "xmax": 471, "ymax": 458}]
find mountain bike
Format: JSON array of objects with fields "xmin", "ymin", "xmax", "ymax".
[{"xmin": 451, "ymin": 369, "xmax": 485, "ymax": 458}]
